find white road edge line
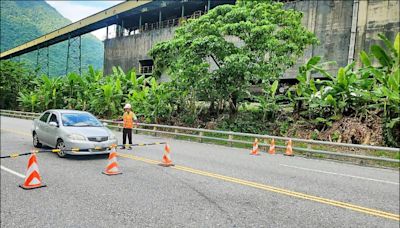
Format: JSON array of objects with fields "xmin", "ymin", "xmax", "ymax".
[
  {"xmin": 1, "ymin": 165, "xmax": 25, "ymax": 179},
  {"xmin": 279, "ymin": 164, "xmax": 399, "ymax": 185}
]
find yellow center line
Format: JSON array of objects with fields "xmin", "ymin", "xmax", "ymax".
[
  {"xmin": 2, "ymin": 128, "xmax": 399, "ymax": 221},
  {"xmin": 118, "ymin": 152, "xmax": 400, "ymax": 221}
]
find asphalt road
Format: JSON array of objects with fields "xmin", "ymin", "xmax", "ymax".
[{"xmin": 1, "ymin": 116, "xmax": 399, "ymax": 227}]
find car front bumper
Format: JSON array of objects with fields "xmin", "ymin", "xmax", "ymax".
[{"xmin": 63, "ymin": 139, "xmax": 118, "ymax": 155}]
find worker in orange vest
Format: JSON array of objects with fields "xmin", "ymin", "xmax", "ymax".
[{"xmin": 121, "ymin": 103, "xmax": 137, "ymax": 149}]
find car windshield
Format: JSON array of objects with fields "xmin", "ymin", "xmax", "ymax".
[{"xmin": 61, "ymin": 113, "xmax": 103, "ymax": 127}]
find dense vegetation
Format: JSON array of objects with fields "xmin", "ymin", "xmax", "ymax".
[
  {"xmin": 0, "ymin": 0, "xmax": 104, "ymax": 75},
  {"xmin": 150, "ymin": 0, "xmax": 317, "ymax": 117},
  {"xmin": 1, "ymin": 1, "xmax": 399, "ymax": 147}
]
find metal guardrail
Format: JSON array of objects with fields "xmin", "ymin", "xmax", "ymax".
[
  {"xmin": 1, "ymin": 109, "xmax": 399, "ymax": 163},
  {"xmin": 138, "ymin": 10, "xmax": 203, "ymax": 33}
]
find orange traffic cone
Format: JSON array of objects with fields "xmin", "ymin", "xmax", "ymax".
[
  {"xmin": 159, "ymin": 144, "xmax": 174, "ymax": 167},
  {"xmin": 19, "ymin": 152, "xmax": 46, "ymax": 190},
  {"xmin": 102, "ymin": 146, "xmax": 122, "ymax": 175},
  {"xmin": 284, "ymin": 139, "xmax": 294, "ymax": 156},
  {"xmin": 268, "ymin": 139, "xmax": 276, "ymax": 155},
  {"xmin": 250, "ymin": 138, "xmax": 260, "ymax": 155}
]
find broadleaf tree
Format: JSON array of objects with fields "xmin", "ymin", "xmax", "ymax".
[{"xmin": 150, "ymin": 0, "xmax": 317, "ymax": 117}]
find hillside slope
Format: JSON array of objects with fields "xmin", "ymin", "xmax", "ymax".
[{"xmin": 0, "ymin": 0, "xmax": 104, "ymax": 75}]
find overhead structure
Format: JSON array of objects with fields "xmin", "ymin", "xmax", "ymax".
[
  {"xmin": 0, "ymin": 0, "xmax": 235, "ymax": 76},
  {"xmin": 0, "ymin": 0, "xmax": 152, "ymax": 60}
]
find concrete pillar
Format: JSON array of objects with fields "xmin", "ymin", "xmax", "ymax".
[
  {"xmin": 354, "ymin": 0, "xmax": 368, "ymax": 67},
  {"xmin": 159, "ymin": 10, "xmax": 162, "ymax": 28},
  {"xmin": 348, "ymin": 0, "xmax": 359, "ymax": 65},
  {"xmin": 306, "ymin": 0, "xmax": 317, "ymax": 61},
  {"xmin": 121, "ymin": 19, "xmax": 125, "ymax": 36},
  {"xmin": 139, "ymin": 15, "xmax": 142, "ymax": 31}
]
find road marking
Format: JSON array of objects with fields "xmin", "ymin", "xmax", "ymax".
[
  {"xmin": 118, "ymin": 153, "xmax": 400, "ymax": 221},
  {"xmin": 2, "ymin": 127, "xmax": 400, "ymax": 221},
  {"xmin": 1, "ymin": 165, "xmax": 25, "ymax": 178},
  {"xmin": 279, "ymin": 164, "xmax": 400, "ymax": 185},
  {"xmin": 1, "ymin": 128, "xmax": 31, "ymax": 137}
]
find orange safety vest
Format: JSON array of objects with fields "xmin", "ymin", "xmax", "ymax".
[{"xmin": 123, "ymin": 111, "xmax": 136, "ymax": 129}]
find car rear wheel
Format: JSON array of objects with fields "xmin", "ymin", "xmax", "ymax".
[
  {"xmin": 33, "ymin": 132, "xmax": 42, "ymax": 148},
  {"xmin": 56, "ymin": 139, "xmax": 67, "ymax": 158}
]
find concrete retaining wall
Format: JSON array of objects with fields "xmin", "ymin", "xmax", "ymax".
[{"xmin": 104, "ymin": 0, "xmax": 400, "ymax": 78}]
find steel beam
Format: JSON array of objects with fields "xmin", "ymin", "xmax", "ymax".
[
  {"xmin": 35, "ymin": 45, "xmax": 50, "ymax": 76},
  {"xmin": 65, "ymin": 34, "xmax": 82, "ymax": 76},
  {"xmin": 1, "ymin": 1, "xmax": 152, "ymax": 60}
]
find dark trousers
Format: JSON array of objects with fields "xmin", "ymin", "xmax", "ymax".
[{"xmin": 123, "ymin": 128, "xmax": 132, "ymax": 145}]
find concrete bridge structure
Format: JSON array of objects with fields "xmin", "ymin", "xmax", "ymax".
[{"xmin": 1, "ymin": 0, "xmax": 399, "ymax": 79}]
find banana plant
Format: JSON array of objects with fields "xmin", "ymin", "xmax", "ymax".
[
  {"xmin": 63, "ymin": 72, "xmax": 84, "ymax": 109},
  {"xmin": 256, "ymin": 80, "xmax": 280, "ymax": 121},
  {"xmin": 359, "ymin": 33, "xmax": 399, "ymax": 118},
  {"xmin": 37, "ymin": 75, "xmax": 62, "ymax": 110},
  {"xmin": 17, "ymin": 91, "xmax": 38, "ymax": 112}
]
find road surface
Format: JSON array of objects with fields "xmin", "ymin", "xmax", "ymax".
[{"xmin": 1, "ymin": 116, "xmax": 399, "ymax": 227}]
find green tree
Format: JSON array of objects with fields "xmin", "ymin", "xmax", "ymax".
[
  {"xmin": 150, "ymin": 0, "xmax": 317, "ymax": 117},
  {"xmin": 0, "ymin": 60, "xmax": 35, "ymax": 109}
]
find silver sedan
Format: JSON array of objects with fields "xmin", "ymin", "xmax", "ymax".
[{"xmin": 32, "ymin": 110, "xmax": 118, "ymax": 157}]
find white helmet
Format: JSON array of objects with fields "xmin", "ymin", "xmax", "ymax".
[{"xmin": 124, "ymin": 103, "xmax": 131, "ymax": 109}]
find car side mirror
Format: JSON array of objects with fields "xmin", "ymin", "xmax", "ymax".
[
  {"xmin": 103, "ymin": 122, "xmax": 108, "ymax": 126},
  {"xmin": 49, "ymin": 121, "xmax": 59, "ymax": 127}
]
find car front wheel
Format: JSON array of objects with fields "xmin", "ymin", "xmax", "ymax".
[
  {"xmin": 33, "ymin": 132, "xmax": 42, "ymax": 148},
  {"xmin": 56, "ymin": 139, "xmax": 67, "ymax": 158}
]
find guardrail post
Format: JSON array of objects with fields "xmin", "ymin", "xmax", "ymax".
[
  {"xmin": 174, "ymin": 129, "xmax": 178, "ymax": 139},
  {"xmin": 228, "ymin": 134, "xmax": 233, "ymax": 147},
  {"xmin": 306, "ymin": 144, "xmax": 312, "ymax": 157},
  {"xmin": 153, "ymin": 126, "xmax": 157, "ymax": 136},
  {"xmin": 199, "ymin": 132, "xmax": 203, "ymax": 143},
  {"xmin": 118, "ymin": 123, "xmax": 122, "ymax": 132}
]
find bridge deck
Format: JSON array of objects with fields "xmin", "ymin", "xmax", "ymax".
[{"xmin": 0, "ymin": 1, "xmax": 153, "ymax": 59}]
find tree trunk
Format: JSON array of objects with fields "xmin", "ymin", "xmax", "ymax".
[
  {"xmin": 208, "ymin": 100, "xmax": 216, "ymax": 116},
  {"xmin": 229, "ymin": 95, "xmax": 238, "ymax": 119}
]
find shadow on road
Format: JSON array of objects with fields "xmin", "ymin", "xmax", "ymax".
[
  {"xmin": 37, "ymin": 146, "xmax": 110, "ymax": 160},
  {"xmin": 65, "ymin": 154, "xmax": 109, "ymax": 160}
]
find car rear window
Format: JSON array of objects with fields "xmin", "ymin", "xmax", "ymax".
[{"xmin": 61, "ymin": 113, "xmax": 102, "ymax": 127}]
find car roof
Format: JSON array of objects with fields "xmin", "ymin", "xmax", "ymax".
[{"xmin": 46, "ymin": 109, "xmax": 90, "ymax": 114}]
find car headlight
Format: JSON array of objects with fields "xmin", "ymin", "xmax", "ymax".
[
  {"xmin": 109, "ymin": 133, "xmax": 116, "ymax": 140},
  {"xmin": 68, "ymin": 134, "xmax": 87, "ymax": 141}
]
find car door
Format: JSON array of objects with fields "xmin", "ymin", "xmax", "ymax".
[
  {"xmin": 36, "ymin": 112, "xmax": 51, "ymax": 145},
  {"xmin": 45, "ymin": 112, "xmax": 60, "ymax": 147}
]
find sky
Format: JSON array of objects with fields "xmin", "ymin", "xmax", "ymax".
[{"xmin": 46, "ymin": 1, "xmax": 124, "ymax": 40}]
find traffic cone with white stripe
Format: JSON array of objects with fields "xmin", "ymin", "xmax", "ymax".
[
  {"xmin": 19, "ymin": 152, "xmax": 46, "ymax": 190},
  {"xmin": 159, "ymin": 144, "xmax": 174, "ymax": 167},
  {"xmin": 250, "ymin": 138, "xmax": 260, "ymax": 155},
  {"xmin": 102, "ymin": 145, "xmax": 122, "ymax": 175},
  {"xmin": 284, "ymin": 139, "xmax": 294, "ymax": 156},
  {"xmin": 268, "ymin": 139, "xmax": 276, "ymax": 155}
]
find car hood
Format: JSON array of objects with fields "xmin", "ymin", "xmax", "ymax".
[{"xmin": 63, "ymin": 127, "xmax": 111, "ymax": 137}]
